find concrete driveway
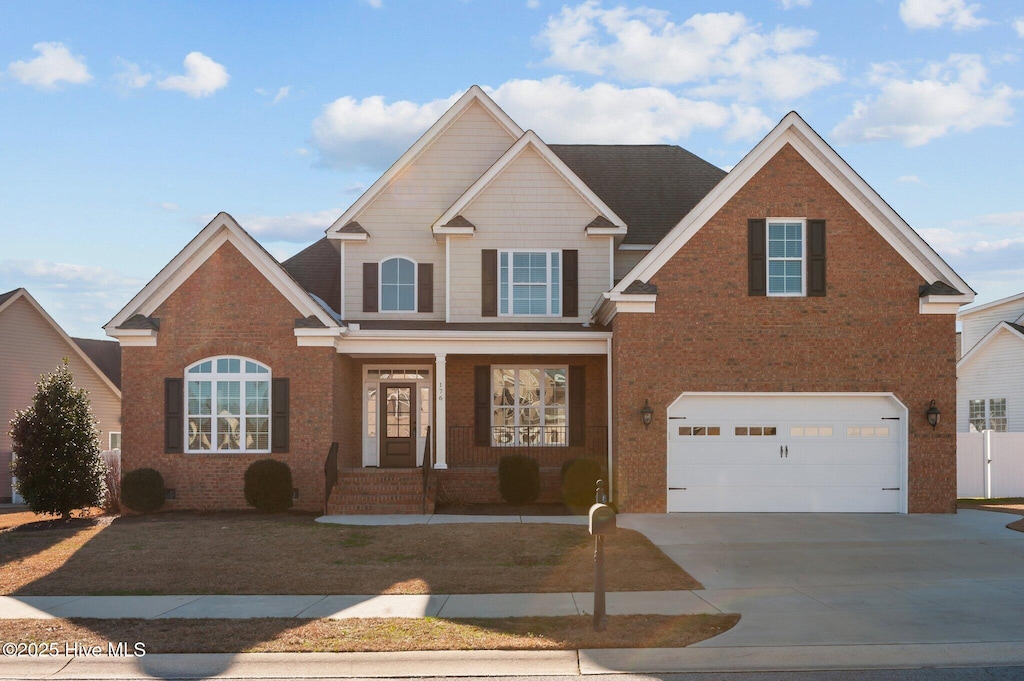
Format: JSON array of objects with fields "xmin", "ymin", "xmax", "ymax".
[{"xmin": 619, "ymin": 509, "xmax": 1024, "ymax": 647}]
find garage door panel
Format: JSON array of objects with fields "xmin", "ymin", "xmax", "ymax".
[{"xmin": 669, "ymin": 486, "xmax": 901, "ymax": 513}]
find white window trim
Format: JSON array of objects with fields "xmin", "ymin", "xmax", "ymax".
[
  {"xmin": 498, "ymin": 249, "xmax": 562, "ymax": 317},
  {"xmin": 185, "ymin": 355, "xmax": 272, "ymax": 454},
  {"xmin": 109, "ymin": 432, "xmax": 122, "ymax": 451},
  {"xmin": 490, "ymin": 365, "xmax": 569, "ymax": 447},
  {"xmin": 361, "ymin": 365, "xmax": 432, "ymax": 467},
  {"xmin": 969, "ymin": 397, "xmax": 1007, "ymax": 432},
  {"xmin": 379, "ymin": 255, "xmax": 418, "ymax": 314},
  {"xmin": 766, "ymin": 217, "xmax": 806, "ymax": 297}
]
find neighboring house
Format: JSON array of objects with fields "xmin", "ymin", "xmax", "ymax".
[
  {"xmin": 956, "ymin": 292, "xmax": 1024, "ymax": 433},
  {"xmin": 104, "ymin": 86, "xmax": 973, "ymax": 515},
  {"xmin": 1, "ymin": 288, "xmax": 122, "ymax": 503}
]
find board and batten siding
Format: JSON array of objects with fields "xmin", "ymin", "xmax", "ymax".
[
  {"xmin": 449, "ymin": 146, "xmax": 611, "ymax": 322},
  {"xmin": 957, "ymin": 330, "xmax": 1024, "ymax": 432},
  {"xmin": 961, "ymin": 298, "xmax": 1024, "ymax": 355},
  {"xmin": 343, "ymin": 101, "xmax": 517, "ymax": 320},
  {"xmin": 0, "ymin": 296, "xmax": 121, "ymax": 500}
]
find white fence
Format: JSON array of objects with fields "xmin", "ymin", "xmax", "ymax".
[{"xmin": 957, "ymin": 432, "xmax": 1024, "ymax": 498}]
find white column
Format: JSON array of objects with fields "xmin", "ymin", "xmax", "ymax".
[{"xmin": 434, "ymin": 353, "xmax": 448, "ymax": 469}]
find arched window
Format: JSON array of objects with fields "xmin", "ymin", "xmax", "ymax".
[
  {"xmin": 185, "ymin": 357, "xmax": 271, "ymax": 452},
  {"xmin": 380, "ymin": 257, "xmax": 416, "ymax": 312}
]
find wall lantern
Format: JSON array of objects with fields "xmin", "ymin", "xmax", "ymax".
[
  {"xmin": 926, "ymin": 400, "xmax": 941, "ymax": 430},
  {"xmin": 640, "ymin": 399, "xmax": 654, "ymax": 428}
]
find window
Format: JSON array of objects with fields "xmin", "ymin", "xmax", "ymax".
[
  {"xmin": 790, "ymin": 426, "xmax": 833, "ymax": 437},
  {"xmin": 186, "ymin": 357, "xmax": 271, "ymax": 452},
  {"xmin": 846, "ymin": 426, "xmax": 891, "ymax": 437},
  {"xmin": 109, "ymin": 432, "xmax": 122, "ymax": 451},
  {"xmin": 380, "ymin": 257, "xmax": 416, "ymax": 312},
  {"xmin": 767, "ymin": 219, "xmax": 805, "ymax": 296},
  {"xmin": 491, "ymin": 367, "xmax": 566, "ymax": 446},
  {"xmin": 499, "ymin": 251, "xmax": 561, "ymax": 315},
  {"xmin": 679, "ymin": 426, "xmax": 720, "ymax": 436},
  {"xmin": 735, "ymin": 426, "xmax": 778, "ymax": 436},
  {"xmin": 970, "ymin": 398, "xmax": 1007, "ymax": 432}
]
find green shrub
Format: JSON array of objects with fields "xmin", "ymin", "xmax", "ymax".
[
  {"xmin": 561, "ymin": 458, "xmax": 604, "ymax": 508},
  {"xmin": 120, "ymin": 468, "xmax": 165, "ymax": 514},
  {"xmin": 244, "ymin": 459, "xmax": 293, "ymax": 513},
  {"xmin": 498, "ymin": 455, "xmax": 540, "ymax": 505}
]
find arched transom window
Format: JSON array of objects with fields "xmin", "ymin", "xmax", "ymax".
[
  {"xmin": 380, "ymin": 257, "xmax": 416, "ymax": 312},
  {"xmin": 186, "ymin": 357, "xmax": 271, "ymax": 452}
]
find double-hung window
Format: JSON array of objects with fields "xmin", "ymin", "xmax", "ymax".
[
  {"xmin": 499, "ymin": 251, "xmax": 561, "ymax": 315},
  {"xmin": 380, "ymin": 257, "xmax": 416, "ymax": 312},
  {"xmin": 186, "ymin": 357, "xmax": 271, "ymax": 452},
  {"xmin": 767, "ymin": 219, "xmax": 805, "ymax": 296},
  {"xmin": 491, "ymin": 367, "xmax": 567, "ymax": 446},
  {"xmin": 969, "ymin": 398, "xmax": 1007, "ymax": 432}
]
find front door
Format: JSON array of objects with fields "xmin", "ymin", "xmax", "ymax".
[{"xmin": 380, "ymin": 383, "xmax": 417, "ymax": 468}]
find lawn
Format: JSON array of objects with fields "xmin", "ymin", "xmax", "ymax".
[{"xmin": 0, "ymin": 510, "xmax": 701, "ymax": 595}]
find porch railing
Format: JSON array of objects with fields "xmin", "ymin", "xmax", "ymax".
[
  {"xmin": 447, "ymin": 426, "xmax": 607, "ymax": 468},
  {"xmin": 324, "ymin": 442, "xmax": 338, "ymax": 515}
]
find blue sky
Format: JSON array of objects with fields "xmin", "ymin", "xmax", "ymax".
[{"xmin": 2, "ymin": 0, "xmax": 1022, "ymax": 339}]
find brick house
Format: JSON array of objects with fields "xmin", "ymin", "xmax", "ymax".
[{"xmin": 105, "ymin": 87, "xmax": 973, "ymax": 514}]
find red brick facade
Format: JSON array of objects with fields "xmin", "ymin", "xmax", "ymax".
[{"xmin": 610, "ymin": 143, "xmax": 957, "ymax": 513}]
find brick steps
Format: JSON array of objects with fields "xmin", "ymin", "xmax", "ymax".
[{"xmin": 327, "ymin": 468, "xmax": 435, "ymax": 515}]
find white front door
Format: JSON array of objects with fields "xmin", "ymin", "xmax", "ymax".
[{"xmin": 667, "ymin": 393, "xmax": 906, "ymax": 513}]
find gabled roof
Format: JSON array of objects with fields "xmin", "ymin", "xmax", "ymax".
[
  {"xmin": 71, "ymin": 337, "xmax": 122, "ymax": 390},
  {"xmin": 551, "ymin": 144, "xmax": 726, "ymax": 246},
  {"xmin": 327, "ymin": 86, "xmax": 524, "ymax": 237},
  {"xmin": 958, "ymin": 320, "xmax": 1024, "ymax": 370},
  {"xmin": 614, "ymin": 112, "xmax": 974, "ymax": 300},
  {"xmin": 105, "ymin": 212, "xmax": 339, "ymax": 335},
  {"xmin": 958, "ymin": 291, "xmax": 1024, "ymax": 319},
  {"xmin": 432, "ymin": 130, "xmax": 626, "ymax": 235},
  {"xmin": 283, "ymin": 238, "xmax": 341, "ymax": 314},
  {"xmin": 0, "ymin": 288, "xmax": 122, "ymax": 398}
]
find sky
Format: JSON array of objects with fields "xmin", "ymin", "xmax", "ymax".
[{"xmin": 1, "ymin": 0, "xmax": 1023, "ymax": 339}]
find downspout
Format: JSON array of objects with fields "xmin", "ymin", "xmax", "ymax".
[{"xmin": 606, "ymin": 335, "xmax": 614, "ymax": 501}]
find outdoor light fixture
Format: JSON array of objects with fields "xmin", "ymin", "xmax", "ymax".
[
  {"xmin": 640, "ymin": 399, "xmax": 654, "ymax": 428},
  {"xmin": 926, "ymin": 400, "xmax": 941, "ymax": 430}
]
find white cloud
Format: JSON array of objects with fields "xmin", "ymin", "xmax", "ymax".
[
  {"xmin": 780, "ymin": 0, "xmax": 812, "ymax": 8},
  {"xmin": 157, "ymin": 52, "xmax": 229, "ymax": 98},
  {"xmin": 273, "ymin": 86, "xmax": 290, "ymax": 104},
  {"xmin": 160, "ymin": 202, "xmax": 179, "ymax": 211},
  {"xmin": 897, "ymin": 174, "xmax": 924, "ymax": 184},
  {"xmin": 7, "ymin": 42, "xmax": 92, "ymax": 89},
  {"xmin": 920, "ymin": 213, "xmax": 1024, "ymax": 300},
  {"xmin": 899, "ymin": 0, "xmax": 989, "ymax": 30},
  {"xmin": 1014, "ymin": 18, "xmax": 1024, "ymax": 38},
  {"xmin": 114, "ymin": 58, "xmax": 152, "ymax": 89},
  {"xmin": 536, "ymin": 3, "xmax": 841, "ymax": 101},
  {"xmin": 311, "ymin": 78, "xmax": 773, "ymax": 170},
  {"xmin": 527, "ymin": 0, "xmax": 541, "ymax": 7},
  {"xmin": 235, "ymin": 209, "xmax": 342, "ymax": 242},
  {"xmin": 832, "ymin": 54, "xmax": 1017, "ymax": 146},
  {"xmin": 365, "ymin": 0, "xmax": 382, "ymax": 7}
]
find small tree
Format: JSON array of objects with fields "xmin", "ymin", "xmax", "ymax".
[{"xmin": 9, "ymin": 360, "xmax": 107, "ymax": 521}]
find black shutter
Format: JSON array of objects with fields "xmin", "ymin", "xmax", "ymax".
[
  {"xmin": 568, "ymin": 365, "xmax": 585, "ymax": 446},
  {"xmin": 562, "ymin": 250, "xmax": 578, "ymax": 317},
  {"xmin": 165, "ymin": 378, "xmax": 183, "ymax": 453},
  {"xmin": 272, "ymin": 378, "xmax": 289, "ymax": 453},
  {"xmin": 481, "ymin": 250, "xmax": 497, "ymax": 317},
  {"xmin": 474, "ymin": 365, "xmax": 491, "ymax": 446},
  {"xmin": 748, "ymin": 219, "xmax": 767, "ymax": 296},
  {"xmin": 362, "ymin": 263, "xmax": 378, "ymax": 313},
  {"xmin": 807, "ymin": 220, "xmax": 826, "ymax": 297},
  {"xmin": 418, "ymin": 263, "xmax": 433, "ymax": 313}
]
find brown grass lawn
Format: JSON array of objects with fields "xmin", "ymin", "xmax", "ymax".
[
  {"xmin": 0, "ymin": 510, "xmax": 700, "ymax": 595},
  {"xmin": 0, "ymin": 614, "xmax": 740, "ymax": 653},
  {"xmin": 958, "ymin": 498, "xmax": 1024, "ymax": 532}
]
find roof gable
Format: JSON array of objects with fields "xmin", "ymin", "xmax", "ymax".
[
  {"xmin": 958, "ymin": 320, "xmax": 1024, "ymax": 371},
  {"xmin": 105, "ymin": 213, "xmax": 338, "ymax": 335},
  {"xmin": 615, "ymin": 112, "xmax": 974, "ymax": 301},
  {"xmin": 958, "ymin": 291, "xmax": 1024, "ymax": 319},
  {"xmin": 327, "ymin": 86, "xmax": 524, "ymax": 237},
  {"xmin": 432, "ymin": 130, "xmax": 626, "ymax": 234},
  {"xmin": 0, "ymin": 288, "xmax": 122, "ymax": 398}
]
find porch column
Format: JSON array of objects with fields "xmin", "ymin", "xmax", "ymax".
[{"xmin": 434, "ymin": 352, "xmax": 448, "ymax": 469}]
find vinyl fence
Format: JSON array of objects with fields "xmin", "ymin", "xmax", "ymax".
[{"xmin": 957, "ymin": 432, "xmax": 1024, "ymax": 498}]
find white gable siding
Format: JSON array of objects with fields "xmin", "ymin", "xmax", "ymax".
[
  {"xmin": 449, "ymin": 146, "xmax": 609, "ymax": 322},
  {"xmin": 344, "ymin": 101, "xmax": 517, "ymax": 320},
  {"xmin": 958, "ymin": 330, "xmax": 1024, "ymax": 432},
  {"xmin": 614, "ymin": 249, "xmax": 648, "ymax": 283},
  {"xmin": 961, "ymin": 298, "xmax": 1024, "ymax": 355}
]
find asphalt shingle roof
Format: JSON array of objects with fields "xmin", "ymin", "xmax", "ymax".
[{"xmin": 72, "ymin": 337, "xmax": 122, "ymax": 390}]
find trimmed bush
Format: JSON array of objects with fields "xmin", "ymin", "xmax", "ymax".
[
  {"xmin": 498, "ymin": 455, "xmax": 540, "ymax": 505},
  {"xmin": 120, "ymin": 468, "xmax": 165, "ymax": 514},
  {"xmin": 561, "ymin": 458, "xmax": 603, "ymax": 508},
  {"xmin": 244, "ymin": 459, "xmax": 293, "ymax": 513}
]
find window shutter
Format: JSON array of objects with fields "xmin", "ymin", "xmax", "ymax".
[
  {"xmin": 474, "ymin": 365, "xmax": 491, "ymax": 446},
  {"xmin": 272, "ymin": 377, "xmax": 290, "ymax": 453},
  {"xmin": 748, "ymin": 219, "xmax": 767, "ymax": 297},
  {"xmin": 569, "ymin": 365, "xmax": 585, "ymax": 446},
  {"xmin": 807, "ymin": 219, "xmax": 826, "ymax": 297},
  {"xmin": 362, "ymin": 263, "xmax": 378, "ymax": 313},
  {"xmin": 165, "ymin": 378, "xmax": 183, "ymax": 453},
  {"xmin": 481, "ymin": 250, "xmax": 497, "ymax": 317},
  {"xmin": 418, "ymin": 263, "xmax": 433, "ymax": 313},
  {"xmin": 562, "ymin": 249, "xmax": 578, "ymax": 317}
]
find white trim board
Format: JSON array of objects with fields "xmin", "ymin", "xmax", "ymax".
[{"xmin": 958, "ymin": 291, "xmax": 1024, "ymax": 319}]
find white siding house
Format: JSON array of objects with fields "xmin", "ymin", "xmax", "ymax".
[{"xmin": 957, "ymin": 293, "xmax": 1024, "ymax": 433}]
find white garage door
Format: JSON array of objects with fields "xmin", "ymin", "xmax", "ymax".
[{"xmin": 667, "ymin": 393, "xmax": 905, "ymax": 513}]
